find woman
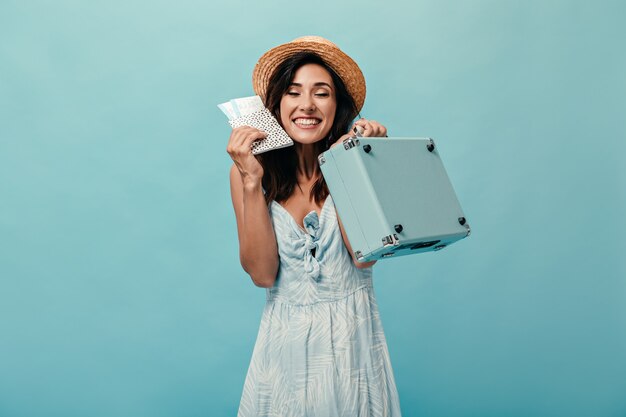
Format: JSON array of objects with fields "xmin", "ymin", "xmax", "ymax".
[{"xmin": 227, "ymin": 36, "xmax": 402, "ymax": 416}]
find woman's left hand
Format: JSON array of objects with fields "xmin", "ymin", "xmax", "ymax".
[
  {"xmin": 331, "ymin": 118, "xmax": 388, "ymax": 148},
  {"xmin": 352, "ymin": 118, "xmax": 387, "ymax": 138}
]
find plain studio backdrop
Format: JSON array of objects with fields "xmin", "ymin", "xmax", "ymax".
[{"xmin": 1, "ymin": 1, "xmax": 625, "ymax": 416}]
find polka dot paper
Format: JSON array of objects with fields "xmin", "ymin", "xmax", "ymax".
[{"xmin": 228, "ymin": 108, "xmax": 294, "ymax": 155}]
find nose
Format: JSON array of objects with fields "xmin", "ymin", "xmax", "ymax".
[{"xmin": 299, "ymin": 93, "xmax": 316, "ymax": 112}]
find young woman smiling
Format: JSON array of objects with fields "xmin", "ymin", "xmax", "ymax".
[{"xmin": 227, "ymin": 36, "xmax": 402, "ymax": 416}]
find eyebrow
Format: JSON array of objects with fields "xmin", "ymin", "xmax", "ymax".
[{"xmin": 289, "ymin": 82, "xmax": 333, "ymax": 89}]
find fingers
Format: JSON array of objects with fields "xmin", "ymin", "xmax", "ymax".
[
  {"xmin": 330, "ymin": 121, "xmax": 387, "ymax": 152},
  {"xmin": 352, "ymin": 118, "xmax": 371, "ymax": 136},
  {"xmin": 226, "ymin": 126, "xmax": 266, "ymax": 184},
  {"xmin": 353, "ymin": 118, "xmax": 388, "ymax": 138},
  {"xmin": 226, "ymin": 126, "xmax": 267, "ymax": 156}
]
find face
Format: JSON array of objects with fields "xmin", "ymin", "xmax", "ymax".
[{"xmin": 279, "ymin": 63, "xmax": 337, "ymax": 145}]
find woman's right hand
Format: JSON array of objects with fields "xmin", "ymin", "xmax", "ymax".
[{"xmin": 226, "ymin": 126, "xmax": 266, "ymax": 186}]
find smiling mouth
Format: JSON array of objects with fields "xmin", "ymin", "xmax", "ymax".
[{"xmin": 293, "ymin": 118, "xmax": 321, "ymax": 127}]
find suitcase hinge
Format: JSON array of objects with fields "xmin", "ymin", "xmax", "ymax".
[
  {"xmin": 382, "ymin": 234, "xmax": 400, "ymax": 247},
  {"xmin": 343, "ymin": 137, "xmax": 360, "ymax": 150}
]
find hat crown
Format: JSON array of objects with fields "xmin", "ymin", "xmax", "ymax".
[{"xmin": 291, "ymin": 36, "xmax": 337, "ymax": 48}]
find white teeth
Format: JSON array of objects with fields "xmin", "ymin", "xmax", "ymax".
[{"xmin": 294, "ymin": 118, "xmax": 320, "ymax": 126}]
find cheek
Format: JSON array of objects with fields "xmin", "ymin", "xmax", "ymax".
[
  {"xmin": 278, "ymin": 102, "xmax": 289, "ymax": 127},
  {"xmin": 325, "ymin": 103, "xmax": 337, "ymax": 125}
]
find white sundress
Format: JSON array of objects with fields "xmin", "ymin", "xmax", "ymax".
[{"xmin": 237, "ymin": 194, "xmax": 402, "ymax": 417}]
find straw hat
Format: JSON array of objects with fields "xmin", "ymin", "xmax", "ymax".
[{"xmin": 252, "ymin": 36, "xmax": 366, "ymax": 114}]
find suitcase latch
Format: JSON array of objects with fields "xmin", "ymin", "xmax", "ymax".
[
  {"xmin": 382, "ymin": 234, "xmax": 400, "ymax": 247},
  {"xmin": 318, "ymin": 154, "xmax": 326, "ymax": 166},
  {"xmin": 343, "ymin": 137, "xmax": 360, "ymax": 150}
]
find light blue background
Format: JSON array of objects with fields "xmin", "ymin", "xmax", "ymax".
[{"xmin": 1, "ymin": 1, "xmax": 625, "ymax": 416}]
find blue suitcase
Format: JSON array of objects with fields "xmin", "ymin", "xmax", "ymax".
[{"xmin": 318, "ymin": 137, "xmax": 470, "ymax": 262}]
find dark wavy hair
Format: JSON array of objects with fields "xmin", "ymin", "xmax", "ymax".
[{"xmin": 258, "ymin": 51, "xmax": 358, "ymax": 205}]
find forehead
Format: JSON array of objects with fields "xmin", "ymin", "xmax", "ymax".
[{"xmin": 292, "ymin": 63, "xmax": 334, "ymax": 86}]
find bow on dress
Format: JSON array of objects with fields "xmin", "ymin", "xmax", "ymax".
[{"xmin": 301, "ymin": 211, "xmax": 321, "ymax": 281}]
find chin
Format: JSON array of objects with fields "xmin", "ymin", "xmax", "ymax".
[
  {"xmin": 284, "ymin": 128, "xmax": 327, "ymax": 144},
  {"xmin": 291, "ymin": 136, "xmax": 329, "ymax": 146}
]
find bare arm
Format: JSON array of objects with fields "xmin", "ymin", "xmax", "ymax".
[
  {"xmin": 336, "ymin": 210, "xmax": 376, "ymax": 269},
  {"xmin": 227, "ymin": 127, "xmax": 279, "ymax": 288},
  {"xmin": 230, "ymin": 165, "xmax": 279, "ymax": 287}
]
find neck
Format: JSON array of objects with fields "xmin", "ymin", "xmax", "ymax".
[{"xmin": 294, "ymin": 142, "xmax": 321, "ymax": 182}]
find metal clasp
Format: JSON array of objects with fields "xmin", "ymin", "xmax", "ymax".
[{"xmin": 382, "ymin": 234, "xmax": 400, "ymax": 247}]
